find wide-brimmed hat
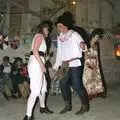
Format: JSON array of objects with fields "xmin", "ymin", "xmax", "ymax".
[{"xmin": 55, "ymin": 13, "xmax": 74, "ymax": 29}]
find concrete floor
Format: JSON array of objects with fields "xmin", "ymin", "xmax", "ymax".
[{"xmin": 0, "ymin": 82, "xmax": 120, "ymax": 120}]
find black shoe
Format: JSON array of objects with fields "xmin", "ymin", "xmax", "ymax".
[
  {"xmin": 75, "ymin": 104, "xmax": 89, "ymax": 115},
  {"xmin": 60, "ymin": 105, "xmax": 72, "ymax": 114},
  {"xmin": 23, "ymin": 115, "xmax": 34, "ymax": 120},
  {"xmin": 40, "ymin": 107, "xmax": 54, "ymax": 114}
]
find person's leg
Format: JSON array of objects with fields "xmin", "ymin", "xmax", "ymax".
[
  {"xmin": 23, "ymin": 81, "xmax": 30, "ymax": 98},
  {"xmin": 11, "ymin": 76, "xmax": 19, "ymax": 98},
  {"xmin": 44, "ymin": 70, "xmax": 50, "ymax": 106},
  {"xmin": 59, "ymin": 71, "xmax": 72, "ymax": 114},
  {"xmin": 24, "ymin": 56, "xmax": 46, "ymax": 120},
  {"xmin": 45, "ymin": 68, "xmax": 51, "ymax": 93},
  {"xmin": 26, "ymin": 91, "xmax": 38, "ymax": 117},
  {"xmin": 70, "ymin": 67, "xmax": 89, "ymax": 115},
  {"xmin": 39, "ymin": 91, "xmax": 47, "ymax": 113},
  {"xmin": 2, "ymin": 85, "xmax": 10, "ymax": 100},
  {"xmin": 6, "ymin": 75, "xmax": 13, "ymax": 96},
  {"xmin": 18, "ymin": 83, "xmax": 27, "ymax": 101},
  {"xmin": 43, "ymin": 69, "xmax": 54, "ymax": 113},
  {"xmin": 4, "ymin": 84, "xmax": 11, "ymax": 98},
  {"xmin": 36, "ymin": 74, "xmax": 53, "ymax": 114},
  {"xmin": 24, "ymin": 75, "xmax": 41, "ymax": 120},
  {"xmin": 39, "ymin": 92, "xmax": 46, "ymax": 108},
  {"xmin": 3, "ymin": 75, "xmax": 12, "ymax": 99}
]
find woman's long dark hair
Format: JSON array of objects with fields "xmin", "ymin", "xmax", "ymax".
[
  {"xmin": 91, "ymin": 28, "xmax": 104, "ymax": 40},
  {"xmin": 36, "ymin": 20, "xmax": 53, "ymax": 34},
  {"xmin": 36, "ymin": 20, "xmax": 53, "ymax": 55}
]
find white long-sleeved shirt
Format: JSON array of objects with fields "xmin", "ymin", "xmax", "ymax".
[{"xmin": 53, "ymin": 30, "xmax": 84, "ymax": 70}]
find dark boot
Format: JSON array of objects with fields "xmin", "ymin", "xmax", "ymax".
[
  {"xmin": 23, "ymin": 115, "xmax": 34, "ymax": 120},
  {"xmin": 59, "ymin": 102, "xmax": 72, "ymax": 114},
  {"xmin": 40, "ymin": 107, "xmax": 54, "ymax": 114},
  {"xmin": 75, "ymin": 104, "xmax": 89, "ymax": 115}
]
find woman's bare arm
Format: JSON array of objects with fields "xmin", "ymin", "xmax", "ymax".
[{"xmin": 33, "ymin": 34, "xmax": 46, "ymax": 73}]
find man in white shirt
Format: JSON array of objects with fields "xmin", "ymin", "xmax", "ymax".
[{"xmin": 53, "ymin": 14, "xmax": 89, "ymax": 115}]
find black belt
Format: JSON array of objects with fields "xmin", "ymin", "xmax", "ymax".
[
  {"xmin": 63, "ymin": 57, "xmax": 80, "ymax": 63},
  {"xmin": 30, "ymin": 51, "xmax": 45, "ymax": 57}
]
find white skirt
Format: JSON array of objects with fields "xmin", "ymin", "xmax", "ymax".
[{"xmin": 28, "ymin": 55, "xmax": 47, "ymax": 94}]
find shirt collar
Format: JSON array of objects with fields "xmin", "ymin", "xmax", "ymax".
[{"xmin": 59, "ymin": 30, "xmax": 73, "ymax": 42}]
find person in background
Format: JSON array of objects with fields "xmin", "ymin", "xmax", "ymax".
[
  {"xmin": 0, "ymin": 64, "xmax": 10, "ymax": 100},
  {"xmin": 0, "ymin": 56, "xmax": 13, "ymax": 100},
  {"xmin": 11, "ymin": 57, "xmax": 29, "ymax": 101},
  {"xmin": 83, "ymin": 28, "xmax": 107, "ymax": 100},
  {"xmin": 0, "ymin": 32, "xmax": 9, "ymax": 50}
]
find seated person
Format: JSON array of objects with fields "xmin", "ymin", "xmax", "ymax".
[
  {"xmin": 0, "ymin": 56, "xmax": 13, "ymax": 99},
  {"xmin": 11, "ymin": 57, "xmax": 30, "ymax": 101},
  {"xmin": 0, "ymin": 65, "xmax": 11, "ymax": 100}
]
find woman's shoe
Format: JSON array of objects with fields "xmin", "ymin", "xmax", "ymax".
[
  {"xmin": 23, "ymin": 115, "xmax": 34, "ymax": 120},
  {"xmin": 40, "ymin": 107, "xmax": 54, "ymax": 114}
]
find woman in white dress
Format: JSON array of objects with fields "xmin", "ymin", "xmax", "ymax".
[{"xmin": 23, "ymin": 21, "xmax": 53, "ymax": 120}]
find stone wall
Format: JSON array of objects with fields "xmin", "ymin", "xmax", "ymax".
[
  {"xmin": 75, "ymin": 0, "xmax": 114, "ymax": 29},
  {"xmin": 99, "ymin": 37, "xmax": 120, "ymax": 84}
]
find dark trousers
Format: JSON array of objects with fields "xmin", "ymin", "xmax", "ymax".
[
  {"xmin": 59, "ymin": 66, "xmax": 89, "ymax": 105},
  {"xmin": 45, "ymin": 68, "xmax": 51, "ymax": 107}
]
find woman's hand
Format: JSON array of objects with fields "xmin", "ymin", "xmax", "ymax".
[{"xmin": 40, "ymin": 64, "xmax": 46, "ymax": 73}]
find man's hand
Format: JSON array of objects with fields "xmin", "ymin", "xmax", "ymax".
[
  {"xmin": 80, "ymin": 42, "xmax": 88, "ymax": 52},
  {"xmin": 80, "ymin": 42, "xmax": 86, "ymax": 50}
]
